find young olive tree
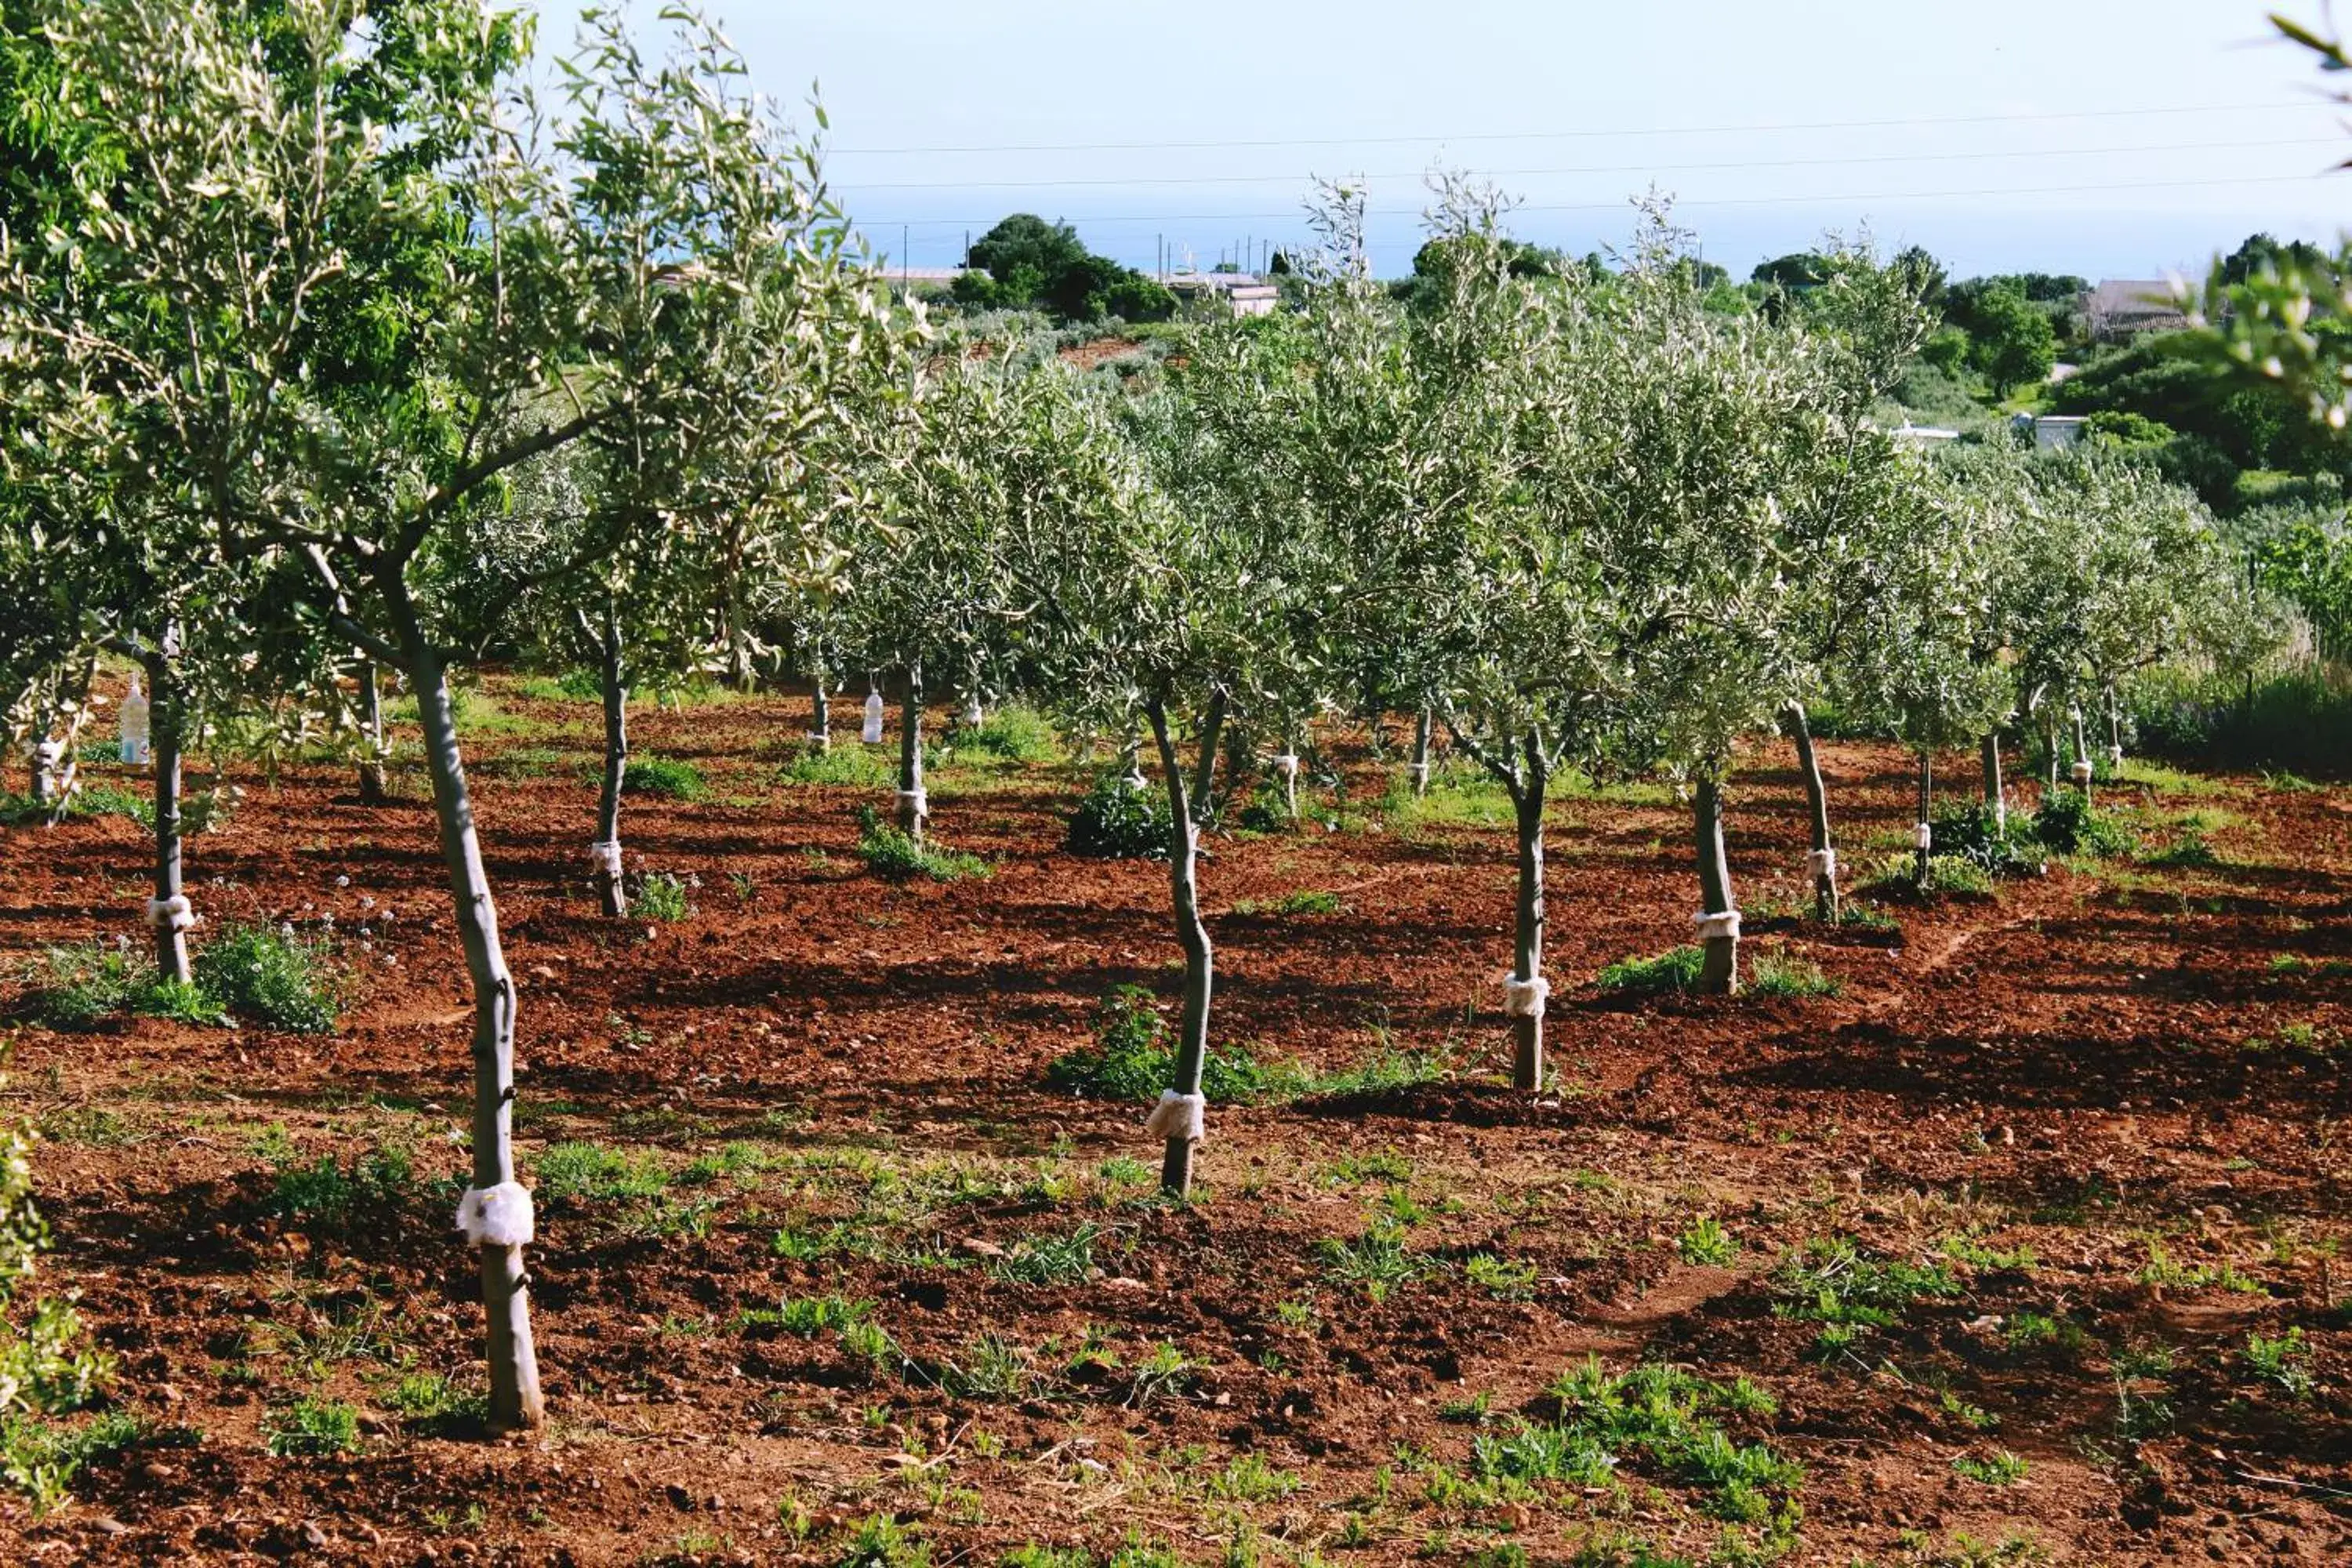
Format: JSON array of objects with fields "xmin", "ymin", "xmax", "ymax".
[{"xmin": 6, "ymin": 0, "xmax": 877, "ymax": 1432}]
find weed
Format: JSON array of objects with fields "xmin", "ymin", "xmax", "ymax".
[
  {"xmin": 1127, "ymin": 1341, "xmax": 1198, "ymax": 1405},
  {"xmin": 1745, "ymin": 951, "xmax": 1839, "ymax": 998},
  {"xmin": 263, "ymin": 1396, "xmax": 361, "ymax": 1457},
  {"xmin": 1928, "ymin": 801, "xmax": 2045, "ymax": 880},
  {"xmin": 383, "ymin": 1371, "xmax": 483, "ymax": 1427},
  {"xmin": 2143, "ymin": 829, "xmax": 2219, "ymax": 869},
  {"xmin": 838, "ymin": 1319, "xmax": 902, "ymax": 1377},
  {"xmin": 855, "ymin": 807, "xmax": 989, "ymax": 882},
  {"xmin": 1047, "ymin": 985, "xmax": 1304, "ymax": 1104},
  {"xmin": 1231, "ymin": 889, "xmax": 1342, "ymax": 917},
  {"xmin": 832, "ymin": 1512, "xmax": 931, "ymax": 1568},
  {"xmin": 1067, "ymin": 772, "xmax": 1171, "ymax": 859},
  {"xmin": 2243, "ymin": 1328, "xmax": 2314, "ymax": 1399},
  {"xmin": 534, "ymin": 1142, "xmax": 669, "ymax": 1203},
  {"xmin": 1677, "ymin": 1218, "xmax": 1740, "ymax": 1266},
  {"xmin": 623, "ymin": 756, "xmax": 706, "ymax": 800},
  {"xmin": 2135, "ymin": 1242, "xmax": 2264, "ymax": 1294},
  {"xmin": 783, "ymin": 745, "xmax": 896, "ymax": 789},
  {"xmin": 0, "ymin": 1410, "xmax": 158, "ymax": 1515},
  {"xmin": 1951, "ymin": 1450, "xmax": 2029, "ymax": 1485},
  {"xmin": 1323, "ymin": 1149, "xmax": 1414, "ymax": 1186},
  {"xmin": 195, "ymin": 923, "xmax": 339, "ymax": 1033},
  {"xmin": 946, "ymin": 1331, "xmax": 1042, "ymax": 1402},
  {"xmin": 1202, "ymin": 1452, "xmax": 1302, "ymax": 1503},
  {"xmin": 1317, "ymin": 1218, "xmax": 1433, "ymax": 1301},
  {"xmin": 2033, "ymin": 789, "xmax": 2132, "ymax": 858},
  {"xmin": 23, "ymin": 942, "xmax": 153, "ymax": 1029},
  {"xmin": 633, "ymin": 872, "xmax": 694, "ymax": 921},
  {"xmin": 267, "ymin": 1143, "xmax": 419, "ymax": 1230},
  {"xmin": 1940, "ymin": 1235, "xmax": 2038, "ymax": 1273},
  {"xmin": 956, "ymin": 707, "xmax": 1058, "ymax": 764},
  {"xmin": 994, "ymin": 1223, "xmax": 1102, "ymax": 1286},
  {"xmin": 1597, "ymin": 946, "xmax": 1704, "ymax": 995},
  {"xmin": 1773, "ymin": 1237, "xmax": 1958, "ymax": 1361},
  {"xmin": 1465, "ymin": 1253, "xmax": 1539, "ymax": 1301},
  {"xmin": 741, "ymin": 1295, "xmax": 873, "ymax": 1338}
]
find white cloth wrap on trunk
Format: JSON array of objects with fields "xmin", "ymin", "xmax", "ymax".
[
  {"xmin": 1407, "ymin": 761, "xmax": 1429, "ymax": 782},
  {"xmin": 2106, "ymin": 745, "xmax": 2123, "ymax": 766},
  {"xmin": 1143, "ymin": 1089, "xmax": 1206, "ymax": 1143},
  {"xmin": 456, "ymin": 1182, "xmax": 535, "ymax": 1248},
  {"xmin": 1503, "ymin": 973, "xmax": 1550, "ymax": 1018},
  {"xmin": 896, "ymin": 788, "xmax": 928, "ymax": 817},
  {"xmin": 143, "ymin": 895, "xmax": 195, "ymax": 933},
  {"xmin": 32, "ymin": 739, "xmax": 61, "ymax": 768},
  {"xmin": 1693, "ymin": 909, "xmax": 1742, "ymax": 943},
  {"xmin": 2071, "ymin": 760, "xmax": 2095, "ymax": 785},
  {"xmin": 1913, "ymin": 822, "xmax": 1933, "ymax": 851},
  {"xmin": 588, "ymin": 840, "xmax": 623, "ymax": 878},
  {"xmin": 1273, "ymin": 753, "xmax": 1300, "ymax": 779},
  {"xmin": 1806, "ymin": 848, "xmax": 1838, "ymax": 880}
]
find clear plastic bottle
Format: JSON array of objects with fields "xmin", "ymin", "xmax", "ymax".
[
  {"xmin": 861, "ymin": 684, "xmax": 885, "ymax": 745},
  {"xmin": 119, "ymin": 673, "xmax": 151, "ymax": 766}
]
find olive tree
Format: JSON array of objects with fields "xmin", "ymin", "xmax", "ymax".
[{"xmin": 5, "ymin": 0, "xmax": 875, "ymax": 1432}]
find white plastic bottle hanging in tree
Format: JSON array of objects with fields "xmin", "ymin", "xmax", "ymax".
[
  {"xmin": 119, "ymin": 674, "xmax": 151, "ymax": 766},
  {"xmin": 862, "ymin": 682, "xmax": 884, "ymax": 745}
]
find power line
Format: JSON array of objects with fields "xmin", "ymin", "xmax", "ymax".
[
  {"xmin": 858, "ymin": 170, "xmax": 2339, "ymax": 234},
  {"xmin": 840, "ymin": 136, "xmax": 2343, "ymax": 194},
  {"xmin": 830, "ymin": 100, "xmax": 2322, "ymax": 158}
]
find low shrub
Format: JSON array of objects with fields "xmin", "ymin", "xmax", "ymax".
[
  {"xmin": 194, "ymin": 924, "xmax": 339, "ymax": 1033},
  {"xmin": 781, "ymin": 744, "xmax": 896, "ymax": 789},
  {"xmin": 632, "ymin": 871, "xmax": 695, "ymax": 921},
  {"xmin": 1067, "ymin": 772, "xmax": 1171, "ymax": 858},
  {"xmin": 263, "ymin": 1396, "xmax": 361, "ymax": 1457},
  {"xmin": 622, "ymin": 756, "xmax": 706, "ymax": 800},
  {"xmin": 955, "ymin": 707, "xmax": 1058, "ymax": 764},
  {"xmin": 1929, "ymin": 801, "xmax": 2045, "ymax": 878},
  {"xmin": 855, "ymin": 807, "xmax": 988, "ymax": 882},
  {"xmin": 2032, "ymin": 788, "xmax": 2133, "ymax": 858},
  {"xmin": 1597, "ymin": 946, "xmax": 1703, "ymax": 994},
  {"xmin": 1046, "ymin": 985, "xmax": 1302, "ymax": 1103}
]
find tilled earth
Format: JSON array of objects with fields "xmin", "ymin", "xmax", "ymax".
[{"xmin": 0, "ymin": 676, "xmax": 2347, "ymax": 1566}]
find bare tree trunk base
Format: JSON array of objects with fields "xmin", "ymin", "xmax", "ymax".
[
  {"xmin": 1159, "ymin": 1134, "xmax": 1196, "ymax": 1197},
  {"xmin": 1813, "ymin": 873, "xmax": 1840, "ymax": 925},
  {"xmin": 1698, "ymin": 936, "xmax": 1739, "ymax": 995},
  {"xmin": 1512, "ymin": 1015, "xmax": 1543, "ymax": 1093},
  {"xmin": 481, "ymin": 1245, "xmax": 545, "ymax": 1434}
]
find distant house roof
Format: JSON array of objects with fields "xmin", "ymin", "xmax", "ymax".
[{"xmin": 2083, "ymin": 279, "xmax": 2187, "ymax": 339}]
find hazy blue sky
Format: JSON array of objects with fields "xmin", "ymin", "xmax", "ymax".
[{"xmin": 536, "ymin": 2, "xmax": 2352, "ymax": 280}]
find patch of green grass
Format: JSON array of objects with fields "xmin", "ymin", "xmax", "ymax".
[
  {"xmin": 2135, "ymin": 1242, "xmax": 2264, "ymax": 1294},
  {"xmin": 381, "ymin": 1370, "xmax": 484, "ymax": 1427},
  {"xmin": 195, "ymin": 924, "xmax": 339, "ymax": 1033},
  {"xmin": 1941, "ymin": 1235, "xmax": 2038, "ymax": 1273},
  {"xmin": 1201, "ymin": 1452, "xmax": 1302, "ymax": 1503},
  {"xmin": 2142, "ymin": 829, "xmax": 2220, "ymax": 869},
  {"xmin": 1465, "ymin": 1252, "xmax": 1538, "ymax": 1301},
  {"xmin": 2119, "ymin": 759, "xmax": 2227, "ymax": 797},
  {"xmin": 1597, "ymin": 946, "xmax": 1703, "ymax": 995},
  {"xmin": 1677, "ymin": 1218, "xmax": 1740, "ymax": 1266},
  {"xmin": 1773, "ymin": 1236, "xmax": 1960, "ymax": 1361},
  {"xmin": 2262, "ymin": 768, "xmax": 2325, "ymax": 793},
  {"xmin": 1046, "ymin": 985, "xmax": 1305, "ymax": 1104},
  {"xmin": 623, "ymin": 756, "xmax": 707, "ymax": 801},
  {"xmin": 1746, "ymin": 950, "xmax": 1839, "ymax": 998},
  {"xmin": 1317, "ymin": 1218, "xmax": 1436, "ymax": 1301},
  {"xmin": 1951, "ymin": 1450, "xmax": 2029, "ymax": 1486},
  {"xmin": 946, "ymin": 1331, "xmax": 1043, "ymax": 1402},
  {"xmin": 831, "ymin": 1512, "xmax": 931, "ymax": 1568},
  {"xmin": 2243, "ymin": 1328, "xmax": 2314, "ymax": 1399},
  {"xmin": 24, "ymin": 942, "xmax": 152, "ymax": 1029},
  {"xmin": 955, "ymin": 707, "xmax": 1058, "ymax": 765},
  {"xmin": 1127, "ymin": 1341, "xmax": 1197, "ymax": 1404},
  {"xmin": 783, "ymin": 744, "xmax": 897, "ymax": 789},
  {"xmin": 266, "ymin": 1142, "xmax": 421, "ymax": 1230},
  {"xmin": 263, "ymin": 1396, "xmax": 361, "ymax": 1457},
  {"xmin": 1296, "ymin": 1042, "xmax": 1453, "ymax": 1099},
  {"xmin": 1382, "ymin": 764, "xmax": 1516, "ymax": 830},
  {"xmin": 855, "ymin": 807, "xmax": 989, "ymax": 883},
  {"xmin": 1230, "ymin": 888, "xmax": 1345, "ymax": 917},
  {"xmin": 0, "ymin": 1411, "xmax": 164, "ymax": 1515},
  {"xmin": 534, "ymin": 1142, "xmax": 670, "ymax": 1203},
  {"xmin": 71, "ymin": 784, "xmax": 154, "ymax": 826},
  {"xmin": 741, "ymin": 1295, "xmax": 873, "ymax": 1338},
  {"xmin": 993, "ymin": 1223, "xmax": 1102, "ymax": 1286}
]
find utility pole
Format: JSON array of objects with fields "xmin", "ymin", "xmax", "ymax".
[{"xmin": 900, "ymin": 224, "xmax": 908, "ymax": 292}]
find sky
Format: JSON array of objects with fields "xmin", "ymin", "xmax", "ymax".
[{"xmin": 532, "ymin": 1, "xmax": 2352, "ymax": 281}]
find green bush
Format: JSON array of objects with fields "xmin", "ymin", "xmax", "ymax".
[
  {"xmin": 782, "ymin": 744, "xmax": 896, "ymax": 788},
  {"xmin": 1597, "ymin": 946, "xmax": 1704, "ymax": 994},
  {"xmin": 854, "ymin": 807, "xmax": 988, "ymax": 882},
  {"xmin": 2032, "ymin": 788, "xmax": 2133, "ymax": 858},
  {"xmin": 1067, "ymin": 772, "xmax": 1171, "ymax": 858},
  {"xmin": 194, "ymin": 924, "xmax": 339, "ymax": 1033},
  {"xmin": 1046, "ymin": 985, "xmax": 1301, "ymax": 1103},
  {"xmin": 622, "ymin": 756, "xmax": 706, "ymax": 800},
  {"xmin": 1929, "ymin": 800, "xmax": 2045, "ymax": 878},
  {"xmin": 956, "ymin": 706, "xmax": 1058, "ymax": 764}
]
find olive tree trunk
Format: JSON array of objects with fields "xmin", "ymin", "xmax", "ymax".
[
  {"xmin": 1189, "ymin": 688, "xmax": 1227, "ymax": 823},
  {"xmin": 144, "ymin": 641, "xmax": 191, "ymax": 986},
  {"xmin": 1693, "ymin": 775, "xmax": 1739, "ymax": 995},
  {"xmin": 1507, "ymin": 744, "xmax": 1549, "ymax": 1091},
  {"xmin": 1980, "ymin": 731, "xmax": 2005, "ymax": 832},
  {"xmin": 808, "ymin": 666, "xmax": 829, "ymax": 753},
  {"xmin": 1146, "ymin": 695, "xmax": 1225, "ymax": 1196},
  {"xmin": 383, "ymin": 575, "xmax": 543, "ymax": 1435},
  {"xmin": 1409, "ymin": 707, "xmax": 1433, "ymax": 797},
  {"xmin": 357, "ymin": 658, "xmax": 388, "ymax": 804},
  {"xmin": 593, "ymin": 615, "xmax": 628, "ymax": 919},
  {"xmin": 1913, "ymin": 750, "xmax": 1934, "ymax": 892},
  {"xmin": 898, "ymin": 662, "xmax": 927, "ymax": 844},
  {"xmin": 1784, "ymin": 702, "xmax": 1838, "ymax": 922}
]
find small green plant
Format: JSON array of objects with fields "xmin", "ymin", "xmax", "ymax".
[
  {"xmin": 263, "ymin": 1396, "xmax": 361, "ymax": 1457},
  {"xmin": 1597, "ymin": 946, "xmax": 1704, "ymax": 995},
  {"xmin": 995, "ymin": 1223, "xmax": 1102, "ymax": 1286},
  {"xmin": 742, "ymin": 1294, "xmax": 873, "ymax": 1338},
  {"xmin": 1047, "ymin": 985, "xmax": 1303, "ymax": 1103},
  {"xmin": 1231, "ymin": 889, "xmax": 1342, "ymax": 917},
  {"xmin": 832, "ymin": 1512, "xmax": 931, "ymax": 1568},
  {"xmin": 1774, "ymin": 1236, "xmax": 1959, "ymax": 1361},
  {"xmin": 267, "ymin": 1142, "xmax": 418, "ymax": 1230},
  {"xmin": 1746, "ymin": 950, "xmax": 1839, "ymax": 998},
  {"xmin": 1465, "ymin": 1252, "xmax": 1538, "ymax": 1301},
  {"xmin": 0, "ymin": 1410, "xmax": 155, "ymax": 1515},
  {"xmin": 1203, "ymin": 1452, "xmax": 1302, "ymax": 1503},
  {"xmin": 534, "ymin": 1142, "xmax": 670, "ymax": 1203},
  {"xmin": 783, "ymin": 745, "xmax": 895, "ymax": 788},
  {"xmin": 1127, "ymin": 1341, "xmax": 1198, "ymax": 1404},
  {"xmin": 855, "ymin": 806, "xmax": 989, "ymax": 882},
  {"xmin": 194, "ymin": 923, "xmax": 339, "ymax": 1033},
  {"xmin": 1067, "ymin": 771, "xmax": 1170, "ymax": 859},
  {"xmin": 383, "ymin": 1370, "xmax": 483, "ymax": 1426},
  {"xmin": 2143, "ymin": 829, "xmax": 2219, "ymax": 869},
  {"xmin": 22, "ymin": 942, "xmax": 231, "ymax": 1029},
  {"xmin": 2033, "ymin": 788, "xmax": 2132, "ymax": 857},
  {"xmin": 1678, "ymin": 1218, "xmax": 1740, "ymax": 1266},
  {"xmin": 623, "ymin": 756, "xmax": 706, "ymax": 800},
  {"xmin": 1951, "ymin": 1450, "xmax": 2028, "ymax": 1486},
  {"xmin": 632, "ymin": 871, "xmax": 694, "ymax": 921},
  {"xmin": 2243, "ymin": 1328, "xmax": 2314, "ymax": 1399},
  {"xmin": 947, "ymin": 1331, "xmax": 1041, "ymax": 1402},
  {"xmin": 1317, "ymin": 1218, "xmax": 1432, "ymax": 1301},
  {"xmin": 1928, "ymin": 801, "xmax": 2045, "ymax": 879},
  {"xmin": 957, "ymin": 707, "xmax": 1058, "ymax": 764}
]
